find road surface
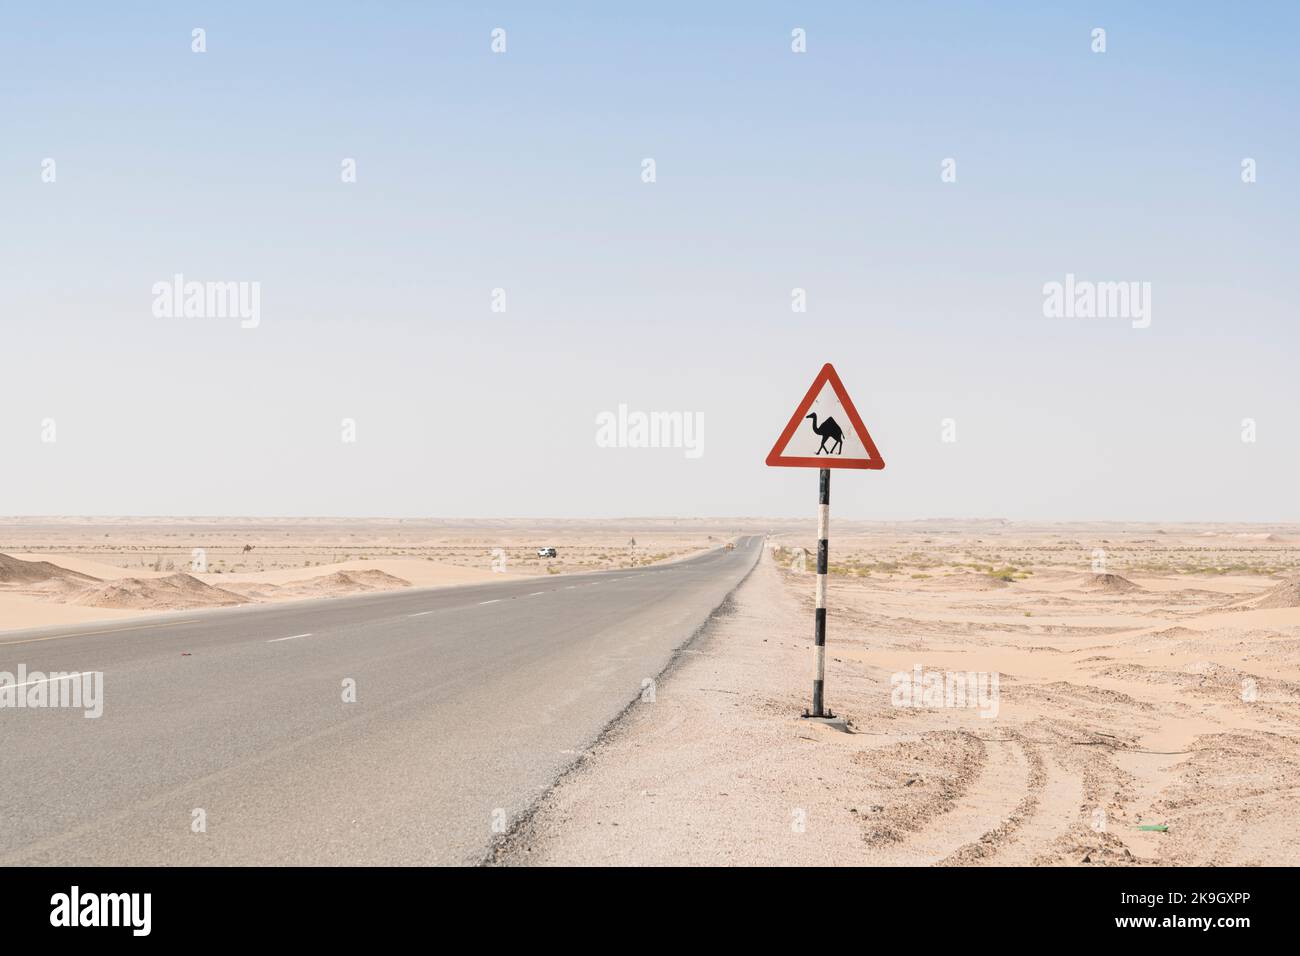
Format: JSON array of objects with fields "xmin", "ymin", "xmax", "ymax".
[{"xmin": 0, "ymin": 537, "xmax": 761, "ymax": 865}]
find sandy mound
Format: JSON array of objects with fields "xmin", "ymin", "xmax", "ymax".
[
  {"xmin": 270, "ymin": 569, "xmax": 413, "ymax": 599},
  {"xmin": 0, "ymin": 553, "xmax": 99, "ymax": 586},
  {"xmin": 332, "ymin": 569, "xmax": 410, "ymax": 590},
  {"xmin": 1253, "ymin": 578, "xmax": 1300, "ymax": 609},
  {"xmin": 1149, "ymin": 625, "xmax": 1207, "ymax": 641},
  {"xmin": 1081, "ymin": 573, "xmax": 1143, "ymax": 593},
  {"xmin": 929, "ymin": 572, "xmax": 1009, "ymax": 591},
  {"xmin": 217, "ymin": 583, "xmax": 280, "ymax": 601},
  {"xmin": 74, "ymin": 573, "xmax": 244, "ymax": 610}
]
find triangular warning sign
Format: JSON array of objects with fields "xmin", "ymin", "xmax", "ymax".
[{"xmin": 766, "ymin": 363, "xmax": 885, "ymax": 470}]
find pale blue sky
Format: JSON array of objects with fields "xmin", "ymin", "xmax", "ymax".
[{"xmin": 2, "ymin": 3, "xmax": 1296, "ymax": 520}]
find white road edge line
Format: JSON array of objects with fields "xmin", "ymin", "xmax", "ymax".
[
  {"xmin": 478, "ymin": 599, "xmax": 500, "ymax": 605},
  {"xmin": 408, "ymin": 611, "xmax": 435, "ymax": 617},
  {"xmin": 268, "ymin": 633, "xmax": 312, "ymax": 643}
]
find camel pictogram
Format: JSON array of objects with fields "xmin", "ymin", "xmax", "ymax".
[{"xmin": 805, "ymin": 412, "xmax": 844, "ymax": 455}]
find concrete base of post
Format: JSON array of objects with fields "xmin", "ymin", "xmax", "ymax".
[
  {"xmin": 800, "ymin": 708, "xmax": 836, "ymax": 720},
  {"xmin": 799, "ymin": 713, "xmax": 849, "ymax": 732}
]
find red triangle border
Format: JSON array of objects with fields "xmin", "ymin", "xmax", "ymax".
[{"xmin": 765, "ymin": 363, "xmax": 885, "ymax": 470}]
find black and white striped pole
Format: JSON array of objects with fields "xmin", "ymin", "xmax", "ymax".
[
  {"xmin": 807, "ymin": 468, "xmax": 833, "ymax": 719},
  {"xmin": 764, "ymin": 364, "xmax": 885, "ymax": 721}
]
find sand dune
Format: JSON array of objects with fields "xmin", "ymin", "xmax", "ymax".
[
  {"xmin": 1252, "ymin": 578, "xmax": 1300, "ymax": 609},
  {"xmin": 209, "ymin": 558, "xmax": 496, "ymax": 590},
  {"xmin": 74, "ymin": 573, "xmax": 245, "ymax": 610},
  {"xmin": 1081, "ymin": 573, "xmax": 1143, "ymax": 593},
  {"xmin": 285, "ymin": 568, "xmax": 410, "ymax": 592},
  {"xmin": 0, "ymin": 553, "xmax": 98, "ymax": 586},
  {"xmin": 1, "ymin": 553, "xmax": 448, "ymax": 626},
  {"xmin": 225, "ymin": 568, "xmax": 413, "ymax": 601}
]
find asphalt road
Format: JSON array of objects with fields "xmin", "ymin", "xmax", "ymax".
[{"xmin": 0, "ymin": 537, "xmax": 761, "ymax": 865}]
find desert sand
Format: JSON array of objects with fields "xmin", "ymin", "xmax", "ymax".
[
  {"xmin": 0, "ymin": 517, "xmax": 734, "ymax": 632},
  {"xmin": 9, "ymin": 517, "xmax": 1299, "ymax": 865},
  {"xmin": 498, "ymin": 523, "xmax": 1300, "ymax": 866}
]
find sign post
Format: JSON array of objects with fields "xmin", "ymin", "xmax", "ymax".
[{"xmin": 765, "ymin": 363, "xmax": 885, "ymax": 719}]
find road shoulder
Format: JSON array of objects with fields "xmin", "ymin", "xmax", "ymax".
[{"xmin": 492, "ymin": 547, "xmax": 884, "ymax": 865}]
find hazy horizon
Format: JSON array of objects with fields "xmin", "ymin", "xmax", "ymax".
[{"xmin": 4, "ymin": 514, "xmax": 1299, "ymax": 529}]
